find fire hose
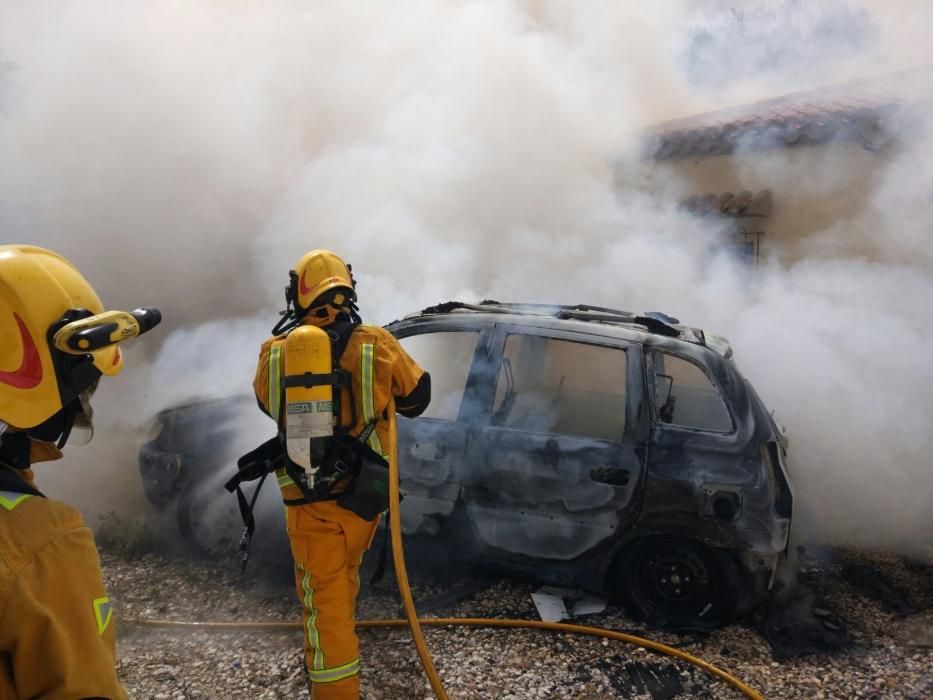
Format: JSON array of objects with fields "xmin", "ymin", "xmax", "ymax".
[{"xmin": 125, "ymin": 408, "xmax": 766, "ymax": 700}]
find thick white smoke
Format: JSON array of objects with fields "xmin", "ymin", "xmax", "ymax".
[{"xmin": 0, "ymin": 0, "xmax": 930, "ymax": 552}]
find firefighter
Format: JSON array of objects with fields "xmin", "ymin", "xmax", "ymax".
[
  {"xmin": 253, "ymin": 250, "xmax": 430, "ymax": 699},
  {"xmin": 0, "ymin": 244, "xmax": 161, "ymax": 699}
]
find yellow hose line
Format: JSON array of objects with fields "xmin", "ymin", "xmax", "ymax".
[
  {"xmin": 122, "ymin": 616, "xmax": 764, "ymax": 699},
  {"xmin": 386, "ymin": 406, "xmax": 450, "ymax": 699}
]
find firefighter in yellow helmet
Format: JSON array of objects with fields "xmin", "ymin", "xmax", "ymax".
[
  {"xmin": 252, "ymin": 250, "xmax": 430, "ymax": 699},
  {"xmin": 0, "ymin": 245, "xmax": 161, "ymax": 699}
]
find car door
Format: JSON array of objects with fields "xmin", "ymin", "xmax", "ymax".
[
  {"xmin": 393, "ymin": 322, "xmax": 494, "ymax": 535},
  {"xmin": 462, "ymin": 323, "xmax": 647, "ymax": 562},
  {"xmin": 642, "ymin": 348, "xmax": 746, "ymax": 538}
]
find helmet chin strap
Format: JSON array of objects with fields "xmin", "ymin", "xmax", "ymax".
[{"xmin": 54, "ymin": 400, "xmax": 78, "ymax": 449}]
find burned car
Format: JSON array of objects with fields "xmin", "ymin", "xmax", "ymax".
[
  {"xmin": 140, "ymin": 302, "xmax": 793, "ymax": 627},
  {"xmin": 138, "ymin": 394, "xmax": 276, "ymax": 554}
]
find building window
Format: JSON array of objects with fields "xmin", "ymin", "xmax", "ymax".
[
  {"xmin": 729, "ymin": 226, "xmax": 764, "ymax": 266},
  {"xmin": 679, "ymin": 190, "xmax": 771, "ymax": 267}
]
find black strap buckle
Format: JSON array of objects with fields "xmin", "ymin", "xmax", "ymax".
[
  {"xmin": 357, "ymin": 419, "xmax": 377, "ymax": 444},
  {"xmin": 282, "ymin": 372, "xmax": 336, "ymax": 389},
  {"xmin": 281, "ymin": 368, "xmax": 351, "ymax": 390}
]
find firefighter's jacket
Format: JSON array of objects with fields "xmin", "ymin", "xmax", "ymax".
[
  {"xmin": 253, "ymin": 321, "xmax": 430, "ymax": 502},
  {"xmin": 0, "ymin": 465, "xmax": 126, "ymax": 700}
]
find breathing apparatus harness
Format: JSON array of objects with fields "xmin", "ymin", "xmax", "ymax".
[
  {"xmin": 226, "ymin": 274, "xmax": 392, "ymax": 572},
  {"xmin": 275, "ymin": 319, "xmax": 378, "ymax": 508}
]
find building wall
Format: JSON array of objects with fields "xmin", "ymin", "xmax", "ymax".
[{"xmin": 652, "ymin": 141, "xmax": 898, "ymax": 265}]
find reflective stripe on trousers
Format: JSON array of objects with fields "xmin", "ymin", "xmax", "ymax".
[
  {"xmin": 298, "ymin": 563, "xmax": 325, "ymax": 671},
  {"xmin": 308, "ymin": 657, "xmax": 361, "ymax": 684}
]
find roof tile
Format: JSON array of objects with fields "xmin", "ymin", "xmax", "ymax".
[{"xmin": 648, "ymin": 64, "xmax": 933, "ymax": 159}]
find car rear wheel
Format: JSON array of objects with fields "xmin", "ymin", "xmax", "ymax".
[{"xmin": 612, "ymin": 536, "xmax": 739, "ymax": 628}]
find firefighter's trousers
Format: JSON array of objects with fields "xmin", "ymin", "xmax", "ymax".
[{"xmin": 286, "ymin": 500, "xmax": 380, "ymax": 700}]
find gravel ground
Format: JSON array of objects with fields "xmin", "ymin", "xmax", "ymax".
[{"xmin": 104, "ymin": 546, "xmax": 932, "ymax": 699}]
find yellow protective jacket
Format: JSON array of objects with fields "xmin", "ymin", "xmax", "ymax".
[
  {"xmin": 0, "ymin": 465, "xmax": 126, "ymax": 700},
  {"xmin": 253, "ymin": 320, "xmax": 430, "ymax": 503}
]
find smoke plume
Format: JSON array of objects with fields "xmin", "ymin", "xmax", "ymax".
[{"xmin": 0, "ymin": 0, "xmax": 930, "ymax": 553}]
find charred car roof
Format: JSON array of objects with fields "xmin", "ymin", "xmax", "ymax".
[{"xmin": 389, "ymin": 301, "xmax": 734, "ymax": 359}]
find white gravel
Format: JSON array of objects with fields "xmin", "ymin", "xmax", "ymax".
[{"xmin": 103, "ymin": 548, "xmax": 932, "ymax": 699}]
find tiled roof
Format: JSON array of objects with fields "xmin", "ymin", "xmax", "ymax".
[
  {"xmin": 648, "ymin": 64, "xmax": 933, "ymax": 160},
  {"xmin": 681, "ymin": 190, "xmax": 772, "ymax": 217}
]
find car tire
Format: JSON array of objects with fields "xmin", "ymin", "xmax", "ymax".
[{"xmin": 612, "ymin": 535, "xmax": 740, "ymax": 629}]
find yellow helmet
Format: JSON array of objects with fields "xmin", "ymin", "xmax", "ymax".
[
  {"xmin": 292, "ymin": 249, "xmax": 356, "ymax": 313},
  {"xmin": 0, "ymin": 245, "xmax": 122, "ymax": 434},
  {"xmin": 272, "ymin": 250, "xmax": 360, "ymax": 335}
]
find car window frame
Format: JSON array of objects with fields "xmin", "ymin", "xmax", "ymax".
[
  {"xmin": 481, "ymin": 323, "xmax": 640, "ymax": 444},
  {"xmin": 393, "ymin": 322, "xmax": 495, "ymax": 424},
  {"xmin": 646, "ymin": 348, "xmax": 737, "ymax": 435}
]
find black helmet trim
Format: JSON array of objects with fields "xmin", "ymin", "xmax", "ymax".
[{"xmin": 39, "ymin": 309, "xmax": 102, "ymax": 447}]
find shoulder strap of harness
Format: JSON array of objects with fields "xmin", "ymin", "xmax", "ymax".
[
  {"xmin": 324, "ymin": 320, "xmax": 359, "ymax": 433},
  {"xmin": 327, "ymin": 320, "xmax": 358, "ymax": 359}
]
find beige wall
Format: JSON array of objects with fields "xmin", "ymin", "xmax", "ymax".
[{"xmin": 653, "ymin": 141, "xmax": 897, "ymax": 265}]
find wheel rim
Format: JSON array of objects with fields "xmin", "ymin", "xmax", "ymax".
[{"xmin": 634, "ymin": 540, "xmax": 716, "ymax": 620}]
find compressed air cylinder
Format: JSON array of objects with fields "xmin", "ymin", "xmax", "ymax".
[{"xmin": 283, "ymin": 325, "xmax": 334, "ymax": 476}]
